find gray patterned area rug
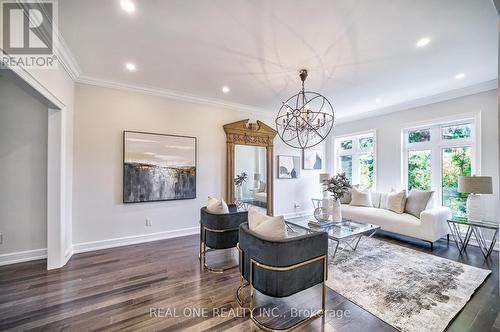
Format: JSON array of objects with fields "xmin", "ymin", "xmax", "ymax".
[{"xmin": 327, "ymin": 237, "xmax": 490, "ymax": 332}]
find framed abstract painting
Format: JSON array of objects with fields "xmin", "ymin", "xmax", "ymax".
[
  {"xmin": 277, "ymin": 155, "xmax": 300, "ymax": 179},
  {"xmin": 303, "ymin": 148, "xmax": 323, "ymax": 170},
  {"xmin": 123, "ymin": 131, "xmax": 196, "ymax": 203}
]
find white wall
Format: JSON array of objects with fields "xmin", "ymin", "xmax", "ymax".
[
  {"xmin": 72, "ymin": 83, "xmax": 324, "ymax": 248},
  {"xmin": 0, "ymin": 76, "xmax": 48, "ymax": 255},
  {"xmin": 8, "ymin": 64, "xmax": 75, "ymax": 268},
  {"xmin": 328, "ymin": 89, "xmax": 499, "ymax": 221}
]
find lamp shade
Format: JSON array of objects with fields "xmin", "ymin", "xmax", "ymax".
[
  {"xmin": 319, "ymin": 173, "xmax": 330, "ymax": 183},
  {"xmin": 458, "ymin": 176, "xmax": 493, "ymax": 194}
]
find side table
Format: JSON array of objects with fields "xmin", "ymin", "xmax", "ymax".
[{"xmin": 447, "ymin": 217, "xmax": 498, "ymax": 259}]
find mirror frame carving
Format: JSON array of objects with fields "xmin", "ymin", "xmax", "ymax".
[{"xmin": 224, "ymin": 119, "xmax": 277, "ymax": 216}]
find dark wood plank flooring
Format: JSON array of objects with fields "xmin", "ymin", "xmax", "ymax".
[{"xmin": 0, "ymin": 233, "xmax": 497, "ymax": 331}]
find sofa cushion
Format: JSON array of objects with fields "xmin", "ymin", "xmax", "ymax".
[
  {"xmin": 350, "ymin": 186, "xmax": 372, "ymax": 207},
  {"xmin": 371, "ymin": 191, "xmax": 382, "ymax": 208},
  {"xmin": 207, "ymin": 196, "xmax": 229, "ymax": 214},
  {"xmin": 386, "ymin": 190, "xmax": 406, "ymax": 214},
  {"xmin": 248, "ymin": 208, "xmax": 287, "ymax": 239},
  {"xmin": 341, "ymin": 204, "xmax": 421, "ymax": 236},
  {"xmin": 379, "ymin": 192, "xmax": 391, "ymax": 209},
  {"xmin": 405, "ymin": 189, "xmax": 434, "ymax": 218}
]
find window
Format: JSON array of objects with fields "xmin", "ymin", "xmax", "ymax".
[
  {"xmin": 408, "ymin": 128, "xmax": 431, "ymax": 143},
  {"xmin": 334, "ymin": 132, "xmax": 376, "ymax": 189},
  {"xmin": 408, "ymin": 150, "xmax": 431, "ymax": 190},
  {"xmin": 404, "ymin": 119, "xmax": 476, "ymax": 218},
  {"xmin": 442, "ymin": 147, "xmax": 472, "ymax": 217}
]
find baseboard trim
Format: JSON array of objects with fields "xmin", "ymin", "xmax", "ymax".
[
  {"xmin": 64, "ymin": 245, "xmax": 74, "ymax": 265},
  {"xmin": 282, "ymin": 210, "xmax": 314, "ymax": 219},
  {"xmin": 0, "ymin": 248, "xmax": 47, "ymax": 266},
  {"xmin": 72, "ymin": 226, "xmax": 200, "ymax": 254}
]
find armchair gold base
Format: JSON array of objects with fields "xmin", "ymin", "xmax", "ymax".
[
  {"xmin": 200, "ymin": 225, "xmax": 240, "ymax": 273},
  {"xmin": 237, "ymin": 251, "xmax": 327, "ymax": 331}
]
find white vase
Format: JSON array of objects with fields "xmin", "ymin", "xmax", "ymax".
[
  {"xmin": 331, "ymin": 199, "xmax": 342, "ymax": 222},
  {"xmin": 236, "ymin": 186, "xmax": 243, "ymax": 200}
]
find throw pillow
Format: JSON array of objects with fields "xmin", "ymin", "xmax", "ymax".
[
  {"xmin": 405, "ymin": 189, "xmax": 434, "ymax": 218},
  {"xmin": 379, "ymin": 192, "xmax": 391, "ymax": 209},
  {"xmin": 386, "ymin": 190, "xmax": 406, "ymax": 214},
  {"xmin": 248, "ymin": 208, "xmax": 287, "ymax": 239},
  {"xmin": 371, "ymin": 191, "xmax": 382, "ymax": 208},
  {"xmin": 340, "ymin": 185, "xmax": 358, "ymax": 204},
  {"xmin": 206, "ymin": 196, "xmax": 229, "ymax": 214},
  {"xmin": 349, "ymin": 186, "xmax": 373, "ymax": 207}
]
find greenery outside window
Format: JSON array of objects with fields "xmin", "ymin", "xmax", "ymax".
[
  {"xmin": 334, "ymin": 132, "xmax": 376, "ymax": 189},
  {"xmin": 408, "ymin": 128, "xmax": 431, "ymax": 144},
  {"xmin": 404, "ymin": 119, "xmax": 476, "ymax": 218},
  {"xmin": 340, "ymin": 140, "xmax": 353, "ymax": 150},
  {"xmin": 408, "ymin": 150, "xmax": 431, "ymax": 190}
]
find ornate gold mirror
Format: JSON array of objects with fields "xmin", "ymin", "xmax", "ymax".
[{"xmin": 224, "ymin": 119, "xmax": 277, "ymax": 216}]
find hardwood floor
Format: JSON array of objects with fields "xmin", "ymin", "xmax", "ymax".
[{"xmin": 0, "ymin": 233, "xmax": 497, "ymax": 331}]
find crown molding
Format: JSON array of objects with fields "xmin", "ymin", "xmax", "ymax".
[
  {"xmin": 54, "ymin": 33, "xmax": 82, "ymax": 81},
  {"xmin": 336, "ymin": 79, "xmax": 498, "ymax": 124},
  {"xmin": 76, "ymin": 75, "xmax": 272, "ymax": 116}
]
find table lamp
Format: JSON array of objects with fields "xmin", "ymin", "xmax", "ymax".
[
  {"xmin": 319, "ymin": 173, "xmax": 330, "ymax": 198},
  {"xmin": 458, "ymin": 175, "xmax": 492, "ymax": 220}
]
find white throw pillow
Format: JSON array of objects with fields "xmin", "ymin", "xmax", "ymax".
[
  {"xmin": 206, "ymin": 196, "xmax": 229, "ymax": 214},
  {"xmin": 349, "ymin": 187, "xmax": 373, "ymax": 207},
  {"xmin": 248, "ymin": 208, "xmax": 287, "ymax": 239},
  {"xmin": 371, "ymin": 191, "xmax": 382, "ymax": 208},
  {"xmin": 386, "ymin": 190, "xmax": 407, "ymax": 214},
  {"xmin": 379, "ymin": 192, "xmax": 391, "ymax": 209}
]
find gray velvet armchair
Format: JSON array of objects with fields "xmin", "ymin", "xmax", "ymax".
[
  {"xmin": 199, "ymin": 204, "xmax": 248, "ymax": 273},
  {"xmin": 237, "ymin": 222, "xmax": 329, "ymax": 330}
]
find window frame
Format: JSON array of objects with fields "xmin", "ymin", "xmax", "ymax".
[
  {"xmin": 333, "ymin": 130, "xmax": 377, "ymax": 189},
  {"xmin": 402, "ymin": 116, "xmax": 478, "ymax": 209}
]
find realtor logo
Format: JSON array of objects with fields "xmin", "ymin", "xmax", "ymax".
[{"xmin": 1, "ymin": 0, "xmax": 57, "ymax": 69}]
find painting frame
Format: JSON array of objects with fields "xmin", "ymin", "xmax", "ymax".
[
  {"xmin": 277, "ymin": 155, "xmax": 300, "ymax": 179},
  {"xmin": 123, "ymin": 130, "xmax": 197, "ymax": 204},
  {"xmin": 302, "ymin": 148, "xmax": 323, "ymax": 170}
]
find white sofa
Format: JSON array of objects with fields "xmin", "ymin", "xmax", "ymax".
[{"xmin": 341, "ymin": 204, "xmax": 451, "ymax": 247}]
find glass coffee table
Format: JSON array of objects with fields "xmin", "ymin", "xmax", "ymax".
[{"xmin": 286, "ymin": 216, "xmax": 380, "ymax": 258}]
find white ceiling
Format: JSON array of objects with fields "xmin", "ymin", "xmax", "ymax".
[{"xmin": 59, "ymin": 0, "xmax": 498, "ymax": 119}]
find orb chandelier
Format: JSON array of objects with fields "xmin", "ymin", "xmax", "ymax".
[{"xmin": 275, "ymin": 69, "xmax": 334, "ymax": 149}]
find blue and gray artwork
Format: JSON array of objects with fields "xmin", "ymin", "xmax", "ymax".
[{"xmin": 123, "ymin": 132, "xmax": 196, "ymax": 203}]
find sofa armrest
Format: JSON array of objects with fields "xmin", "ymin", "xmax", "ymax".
[{"xmin": 420, "ymin": 207, "xmax": 451, "ymax": 240}]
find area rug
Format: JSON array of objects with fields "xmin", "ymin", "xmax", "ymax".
[{"xmin": 326, "ymin": 237, "xmax": 490, "ymax": 332}]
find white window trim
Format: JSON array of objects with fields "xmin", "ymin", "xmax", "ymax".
[
  {"xmin": 402, "ymin": 113, "xmax": 481, "ymax": 207},
  {"xmin": 332, "ymin": 130, "xmax": 377, "ymax": 189}
]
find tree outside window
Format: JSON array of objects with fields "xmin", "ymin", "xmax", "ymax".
[{"xmin": 335, "ymin": 133, "xmax": 375, "ymax": 189}]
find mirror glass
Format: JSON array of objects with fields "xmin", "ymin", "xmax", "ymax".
[{"xmin": 234, "ymin": 145, "xmax": 267, "ymax": 213}]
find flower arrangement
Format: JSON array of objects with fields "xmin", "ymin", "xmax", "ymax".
[
  {"xmin": 325, "ymin": 173, "xmax": 351, "ymax": 200},
  {"xmin": 234, "ymin": 172, "xmax": 248, "ymax": 187}
]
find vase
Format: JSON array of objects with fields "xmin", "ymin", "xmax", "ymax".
[
  {"xmin": 236, "ymin": 186, "xmax": 243, "ymax": 200},
  {"xmin": 331, "ymin": 199, "xmax": 342, "ymax": 222}
]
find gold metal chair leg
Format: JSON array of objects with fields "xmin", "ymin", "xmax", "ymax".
[{"xmin": 236, "ymin": 275, "xmax": 249, "ymax": 307}]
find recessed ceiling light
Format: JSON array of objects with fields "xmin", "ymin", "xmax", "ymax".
[
  {"xmin": 455, "ymin": 73, "xmax": 465, "ymax": 79},
  {"xmin": 120, "ymin": 0, "xmax": 136, "ymax": 13},
  {"xmin": 416, "ymin": 37, "xmax": 430, "ymax": 47},
  {"xmin": 125, "ymin": 62, "xmax": 136, "ymax": 71},
  {"xmin": 375, "ymin": 98, "xmax": 381, "ymax": 102},
  {"xmin": 222, "ymin": 86, "xmax": 230, "ymax": 94}
]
